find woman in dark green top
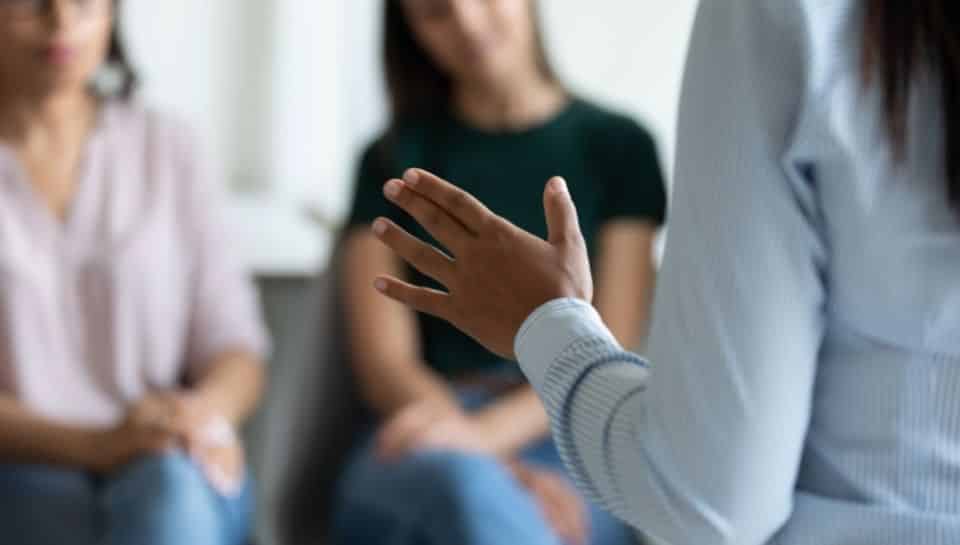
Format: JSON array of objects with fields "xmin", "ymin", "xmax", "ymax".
[{"xmin": 333, "ymin": 2, "xmax": 666, "ymax": 545}]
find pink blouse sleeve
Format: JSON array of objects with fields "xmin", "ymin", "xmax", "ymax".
[{"xmin": 172, "ymin": 122, "xmax": 271, "ymax": 377}]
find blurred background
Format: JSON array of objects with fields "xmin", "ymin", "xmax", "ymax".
[
  {"xmin": 124, "ymin": 2, "xmax": 698, "ymax": 543},
  {"xmin": 125, "ymin": 0, "xmax": 697, "ymax": 277}
]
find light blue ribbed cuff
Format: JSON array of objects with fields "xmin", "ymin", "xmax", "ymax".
[
  {"xmin": 515, "ymin": 297, "xmax": 652, "ymax": 518},
  {"xmin": 542, "ymin": 338, "xmax": 650, "ymax": 514},
  {"xmin": 514, "ymin": 297, "xmax": 618, "ymax": 390}
]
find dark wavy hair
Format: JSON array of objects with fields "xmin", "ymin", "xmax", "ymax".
[
  {"xmin": 383, "ymin": 0, "xmax": 558, "ymax": 124},
  {"xmin": 103, "ymin": 0, "xmax": 138, "ymax": 99},
  {"xmin": 863, "ymin": 1, "xmax": 960, "ymax": 209}
]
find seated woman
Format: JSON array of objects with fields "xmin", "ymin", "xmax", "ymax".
[
  {"xmin": 332, "ymin": 1, "xmax": 667, "ymax": 544},
  {"xmin": 0, "ymin": 2, "xmax": 268, "ymax": 545}
]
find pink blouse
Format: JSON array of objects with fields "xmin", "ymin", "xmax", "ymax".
[{"xmin": 0, "ymin": 101, "xmax": 269, "ymax": 427}]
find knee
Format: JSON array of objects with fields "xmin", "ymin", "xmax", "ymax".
[
  {"xmin": 0, "ymin": 465, "xmax": 96, "ymax": 543},
  {"xmin": 335, "ymin": 452, "xmax": 511, "ymax": 533},
  {"xmin": 0, "ymin": 464, "xmax": 93, "ymax": 508},
  {"xmin": 408, "ymin": 452, "xmax": 513, "ymax": 511},
  {"xmin": 106, "ymin": 453, "xmax": 216, "ymax": 521},
  {"xmin": 335, "ymin": 452, "xmax": 541, "ymax": 545},
  {"xmin": 342, "ymin": 450, "xmax": 511, "ymax": 514},
  {"xmin": 0, "ymin": 464, "xmax": 87, "ymax": 495},
  {"xmin": 124, "ymin": 453, "xmax": 207, "ymax": 498}
]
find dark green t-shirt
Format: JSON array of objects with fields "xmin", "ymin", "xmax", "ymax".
[{"xmin": 347, "ymin": 99, "xmax": 667, "ymax": 378}]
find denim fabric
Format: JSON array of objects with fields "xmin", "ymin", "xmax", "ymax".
[
  {"xmin": 0, "ymin": 452, "xmax": 253, "ymax": 545},
  {"xmin": 330, "ymin": 388, "xmax": 635, "ymax": 545}
]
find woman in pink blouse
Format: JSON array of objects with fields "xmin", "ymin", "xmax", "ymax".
[{"xmin": 0, "ymin": 1, "xmax": 269, "ymax": 544}]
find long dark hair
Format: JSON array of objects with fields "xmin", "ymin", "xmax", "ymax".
[
  {"xmin": 103, "ymin": 0, "xmax": 138, "ymax": 100},
  {"xmin": 383, "ymin": 0, "xmax": 558, "ymax": 124},
  {"xmin": 863, "ymin": 1, "xmax": 960, "ymax": 209}
]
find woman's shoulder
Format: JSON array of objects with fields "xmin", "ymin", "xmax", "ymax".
[
  {"xmin": 365, "ymin": 118, "xmax": 443, "ymax": 150},
  {"xmin": 358, "ymin": 119, "xmax": 444, "ymax": 174},
  {"xmin": 99, "ymin": 100, "xmax": 217, "ymax": 206},
  {"xmin": 100, "ymin": 99, "xmax": 202, "ymax": 154},
  {"xmin": 568, "ymin": 99, "xmax": 656, "ymax": 146},
  {"xmin": 566, "ymin": 99, "xmax": 659, "ymax": 167}
]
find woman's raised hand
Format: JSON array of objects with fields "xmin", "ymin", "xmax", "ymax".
[{"xmin": 372, "ymin": 169, "xmax": 593, "ymax": 360}]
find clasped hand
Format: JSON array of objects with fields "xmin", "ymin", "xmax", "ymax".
[{"xmin": 96, "ymin": 391, "xmax": 243, "ymax": 495}]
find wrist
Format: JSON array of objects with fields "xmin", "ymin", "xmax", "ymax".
[
  {"xmin": 185, "ymin": 386, "xmax": 224, "ymax": 414},
  {"xmin": 414, "ymin": 372, "xmax": 459, "ymax": 408},
  {"xmin": 514, "ymin": 298, "xmax": 616, "ymax": 389},
  {"xmin": 392, "ymin": 385, "xmax": 460, "ymax": 417},
  {"xmin": 197, "ymin": 415, "xmax": 239, "ymax": 448},
  {"xmin": 471, "ymin": 410, "xmax": 521, "ymax": 457},
  {"xmin": 183, "ymin": 387, "xmax": 242, "ymax": 430}
]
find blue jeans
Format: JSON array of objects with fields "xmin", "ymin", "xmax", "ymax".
[
  {"xmin": 0, "ymin": 452, "xmax": 253, "ymax": 545},
  {"xmin": 331, "ymin": 389, "xmax": 636, "ymax": 545}
]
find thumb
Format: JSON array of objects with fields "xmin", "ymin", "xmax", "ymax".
[{"xmin": 543, "ymin": 177, "xmax": 583, "ymax": 246}]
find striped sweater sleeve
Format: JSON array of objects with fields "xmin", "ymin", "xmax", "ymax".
[
  {"xmin": 514, "ymin": 298, "xmax": 650, "ymax": 518},
  {"xmin": 514, "ymin": 3, "xmax": 827, "ymax": 545}
]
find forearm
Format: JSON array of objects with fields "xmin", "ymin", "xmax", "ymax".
[
  {"xmin": 596, "ymin": 286, "xmax": 650, "ymax": 349},
  {"xmin": 357, "ymin": 357, "xmax": 456, "ymax": 417},
  {"xmin": 594, "ymin": 221, "xmax": 659, "ymax": 349},
  {"xmin": 191, "ymin": 351, "xmax": 265, "ymax": 426},
  {"xmin": 596, "ymin": 285, "xmax": 644, "ymax": 348},
  {"xmin": 633, "ymin": 259, "xmax": 656, "ymax": 347},
  {"xmin": 0, "ymin": 395, "xmax": 101, "ymax": 469},
  {"xmin": 343, "ymin": 229, "xmax": 455, "ymax": 416},
  {"xmin": 473, "ymin": 386, "xmax": 551, "ymax": 457}
]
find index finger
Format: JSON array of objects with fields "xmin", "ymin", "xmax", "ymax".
[{"xmin": 403, "ymin": 169, "xmax": 493, "ymax": 234}]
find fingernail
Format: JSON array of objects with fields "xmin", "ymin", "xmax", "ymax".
[
  {"xmin": 384, "ymin": 180, "xmax": 402, "ymax": 199},
  {"xmin": 552, "ymin": 177, "xmax": 568, "ymax": 194},
  {"xmin": 374, "ymin": 278, "xmax": 387, "ymax": 292},
  {"xmin": 372, "ymin": 218, "xmax": 388, "ymax": 235},
  {"xmin": 403, "ymin": 169, "xmax": 420, "ymax": 186}
]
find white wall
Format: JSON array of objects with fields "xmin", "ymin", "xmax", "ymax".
[
  {"xmin": 123, "ymin": 0, "xmax": 274, "ymax": 189},
  {"xmin": 542, "ymin": 1, "xmax": 699, "ymax": 173},
  {"xmin": 123, "ymin": 0, "xmax": 699, "ymax": 274},
  {"xmin": 123, "ymin": 0, "xmax": 336, "ymax": 275},
  {"xmin": 337, "ymin": 1, "xmax": 699, "ymax": 199}
]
